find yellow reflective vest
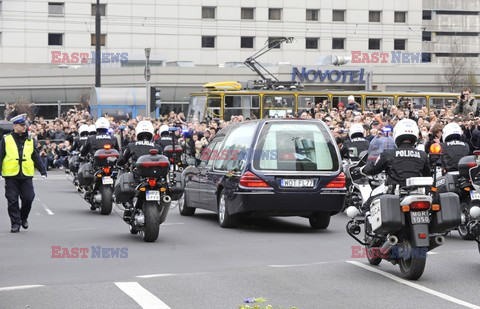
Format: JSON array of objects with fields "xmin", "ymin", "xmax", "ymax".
[{"xmin": 2, "ymin": 134, "xmax": 35, "ymax": 177}]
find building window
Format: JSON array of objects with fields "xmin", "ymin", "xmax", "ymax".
[
  {"xmin": 241, "ymin": 36, "xmax": 254, "ymax": 48},
  {"xmin": 423, "ymin": 10, "xmax": 432, "ymax": 20},
  {"xmin": 306, "ymin": 38, "xmax": 319, "ymax": 49},
  {"xmin": 332, "ymin": 38, "xmax": 345, "ymax": 49},
  {"xmin": 394, "ymin": 39, "xmax": 406, "ymax": 50},
  {"xmin": 422, "ymin": 31, "xmax": 432, "ymax": 41},
  {"xmin": 306, "ymin": 9, "xmax": 319, "ymax": 21},
  {"xmin": 48, "ymin": 33, "xmax": 63, "ymax": 46},
  {"xmin": 202, "ymin": 36, "xmax": 215, "ymax": 48},
  {"xmin": 241, "ymin": 7, "xmax": 254, "ymax": 20},
  {"xmin": 369, "ymin": 11, "xmax": 381, "ymax": 22},
  {"xmin": 268, "ymin": 37, "xmax": 284, "ymax": 49},
  {"xmin": 269, "ymin": 8, "xmax": 282, "ymax": 20},
  {"xmin": 91, "ymin": 34, "xmax": 106, "ymax": 46},
  {"xmin": 369, "ymin": 38, "xmax": 381, "ymax": 50},
  {"xmin": 91, "ymin": 4, "xmax": 106, "ymax": 16},
  {"xmin": 421, "ymin": 53, "xmax": 432, "ymax": 63},
  {"xmin": 332, "ymin": 10, "xmax": 345, "ymax": 22},
  {"xmin": 1, "ymin": 1, "xmax": 3, "ymax": 13},
  {"xmin": 394, "ymin": 11, "xmax": 407, "ymax": 23},
  {"xmin": 48, "ymin": 2, "xmax": 64, "ymax": 16},
  {"xmin": 202, "ymin": 6, "xmax": 215, "ymax": 19},
  {"xmin": 0, "ymin": 32, "xmax": 2, "ymax": 46}
]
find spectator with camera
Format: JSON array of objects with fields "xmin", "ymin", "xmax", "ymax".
[{"xmin": 454, "ymin": 87, "xmax": 477, "ymax": 117}]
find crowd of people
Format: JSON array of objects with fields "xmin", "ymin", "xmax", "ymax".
[{"xmin": 2, "ymin": 87, "xmax": 476, "ymax": 171}]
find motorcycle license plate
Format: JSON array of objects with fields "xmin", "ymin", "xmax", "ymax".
[
  {"xmin": 146, "ymin": 190, "xmax": 160, "ymax": 201},
  {"xmin": 410, "ymin": 211, "xmax": 429, "ymax": 224},
  {"xmin": 470, "ymin": 190, "xmax": 480, "ymax": 201},
  {"xmin": 280, "ymin": 179, "xmax": 314, "ymax": 188},
  {"xmin": 102, "ymin": 176, "xmax": 113, "ymax": 185}
]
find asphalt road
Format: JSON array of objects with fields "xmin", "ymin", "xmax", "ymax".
[{"xmin": 1, "ymin": 171, "xmax": 479, "ymax": 309}]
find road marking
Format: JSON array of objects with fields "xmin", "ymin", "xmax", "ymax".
[
  {"xmin": 115, "ymin": 282, "xmax": 170, "ymax": 309},
  {"xmin": 36, "ymin": 198, "xmax": 54, "ymax": 215},
  {"xmin": 268, "ymin": 261, "xmax": 337, "ymax": 268},
  {"xmin": 136, "ymin": 272, "xmax": 208, "ymax": 279},
  {"xmin": 347, "ymin": 261, "xmax": 480, "ymax": 309},
  {"xmin": 162, "ymin": 222, "xmax": 184, "ymax": 226},
  {"xmin": 428, "ymin": 252, "xmax": 438, "ymax": 255},
  {"xmin": 0, "ymin": 285, "xmax": 44, "ymax": 292}
]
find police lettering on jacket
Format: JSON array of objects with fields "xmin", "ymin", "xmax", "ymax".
[
  {"xmin": 446, "ymin": 140, "xmax": 466, "ymax": 147},
  {"xmin": 395, "ymin": 150, "xmax": 421, "ymax": 158},
  {"xmin": 351, "ymin": 137, "xmax": 366, "ymax": 143},
  {"xmin": 96, "ymin": 134, "xmax": 111, "ymax": 140},
  {"xmin": 135, "ymin": 141, "xmax": 154, "ymax": 147}
]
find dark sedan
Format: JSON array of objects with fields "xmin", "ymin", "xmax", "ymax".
[{"xmin": 178, "ymin": 119, "xmax": 346, "ymax": 229}]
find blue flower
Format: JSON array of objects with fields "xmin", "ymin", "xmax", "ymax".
[{"xmin": 244, "ymin": 298, "xmax": 255, "ymax": 303}]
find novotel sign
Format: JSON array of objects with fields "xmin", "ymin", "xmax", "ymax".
[{"xmin": 291, "ymin": 67, "xmax": 366, "ymax": 84}]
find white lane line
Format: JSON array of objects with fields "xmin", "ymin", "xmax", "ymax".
[
  {"xmin": 115, "ymin": 282, "xmax": 170, "ymax": 309},
  {"xmin": 268, "ymin": 261, "xmax": 336, "ymax": 268},
  {"xmin": 428, "ymin": 252, "xmax": 439, "ymax": 255},
  {"xmin": 0, "ymin": 285, "xmax": 45, "ymax": 292},
  {"xmin": 347, "ymin": 261, "xmax": 480, "ymax": 309},
  {"xmin": 35, "ymin": 198, "xmax": 54, "ymax": 215},
  {"xmin": 136, "ymin": 274, "xmax": 176, "ymax": 279},
  {"xmin": 162, "ymin": 223, "xmax": 184, "ymax": 226}
]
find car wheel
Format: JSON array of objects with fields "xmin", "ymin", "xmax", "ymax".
[
  {"xmin": 309, "ymin": 212, "xmax": 330, "ymax": 229},
  {"xmin": 178, "ymin": 192, "xmax": 196, "ymax": 216},
  {"xmin": 218, "ymin": 189, "xmax": 237, "ymax": 228}
]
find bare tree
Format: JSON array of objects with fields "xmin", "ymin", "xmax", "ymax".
[
  {"xmin": 441, "ymin": 40, "xmax": 467, "ymax": 92},
  {"xmin": 79, "ymin": 92, "xmax": 90, "ymax": 110}
]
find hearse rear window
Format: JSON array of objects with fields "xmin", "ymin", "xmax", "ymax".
[{"xmin": 253, "ymin": 121, "xmax": 339, "ymax": 171}]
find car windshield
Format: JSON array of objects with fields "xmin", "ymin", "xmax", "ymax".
[{"xmin": 253, "ymin": 121, "xmax": 339, "ymax": 171}]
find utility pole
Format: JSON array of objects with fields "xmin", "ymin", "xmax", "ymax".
[
  {"xmin": 145, "ymin": 48, "xmax": 151, "ymax": 117},
  {"xmin": 95, "ymin": 0, "xmax": 101, "ymax": 87}
]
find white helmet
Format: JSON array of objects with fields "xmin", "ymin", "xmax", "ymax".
[
  {"xmin": 135, "ymin": 120, "xmax": 154, "ymax": 140},
  {"xmin": 442, "ymin": 122, "xmax": 462, "ymax": 142},
  {"xmin": 348, "ymin": 95, "xmax": 355, "ymax": 102},
  {"xmin": 349, "ymin": 123, "xmax": 364, "ymax": 139},
  {"xmin": 95, "ymin": 117, "xmax": 110, "ymax": 131},
  {"xmin": 88, "ymin": 124, "xmax": 97, "ymax": 134},
  {"xmin": 78, "ymin": 124, "xmax": 89, "ymax": 136},
  {"xmin": 159, "ymin": 125, "xmax": 169, "ymax": 136},
  {"xmin": 393, "ymin": 119, "xmax": 419, "ymax": 146}
]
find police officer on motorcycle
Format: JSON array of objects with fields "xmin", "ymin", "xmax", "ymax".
[
  {"xmin": 344, "ymin": 123, "xmax": 370, "ymax": 160},
  {"xmin": 88, "ymin": 124, "xmax": 97, "ymax": 136},
  {"xmin": 155, "ymin": 125, "xmax": 172, "ymax": 149},
  {"xmin": 360, "ymin": 119, "xmax": 430, "ymax": 187},
  {"xmin": 71, "ymin": 124, "xmax": 90, "ymax": 152},
  {"xmin": 117, "ymin": 121, "xmax": 163, "ymax": 168},
  {"xmin": 440, "ymin": 122, "xmax": 470, "ymax": 173},
  {"xmin": 81, "ymin": 117, "xmax": 119, "ymax": 157}
]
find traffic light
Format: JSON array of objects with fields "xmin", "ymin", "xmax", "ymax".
[{"xmin": 150, "ymin": 86, "xmax": 161, "ymax": 112}]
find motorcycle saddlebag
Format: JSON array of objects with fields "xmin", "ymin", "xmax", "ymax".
[
  {"xmin": 114, "ymin": 172, "xmax": 136, "ymax": 203},
  {"xmin": 69, "ymin": 155, "xmax": 80, "ymax": 173},
  {"xmin": 77, "ymin": 162, "xmax": 94, "ymax": 186},
  {"xmin": 93, "ymin": 149, "xmax": 119, "ymax": 167},
  {"xmin": 430, "ymin": 192, "xmax": 462, "ymax": 233},
  {"xmin": 169, "ymin": 171, "xmax": 184, "ymax": 201},
  {"xmin": 436, "ymin": 173, "xmax": 459, "ymax": 194},
  {"xmin": 369, "ymin": 194, "xmax": 405, "ymax": 235}
]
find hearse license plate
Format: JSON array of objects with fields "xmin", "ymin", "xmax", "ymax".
[
  {"xmin": 411, "ymin": 211, "xmax": 429, "ymax": 224},
  {"xmin": 102, "ymin": 176, "xmax": 113, "ymax": 185},
  {"xmin": 146, "ymin": 190, "xmax": 160, "ymax": 201},
  {"xmin": 470, "ymin": 190, "xmax": 480, "ymax": 201},
  {"xmin": 280, "ymin": 179, "xmax": 314, "ymax": 188}
]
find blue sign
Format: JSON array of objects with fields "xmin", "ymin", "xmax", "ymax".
[{"xmin": 292, "ymin": 67, "xmax": 365, "ymax": 84}]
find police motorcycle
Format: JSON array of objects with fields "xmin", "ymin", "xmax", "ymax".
[
  {"xmin": 77, "ymin": 118, "xmax": 119, "ymax": 215},
  {"xmin": 466, "ymin": 154, "xmax": 480, "ymax": 253},
  {"xmin": 65, "ymin": 124, "xmax": 90, "ymax": 188},
  {"xmin": 345, "ymin": 142, "xmax": 461, "ymax": 280}
]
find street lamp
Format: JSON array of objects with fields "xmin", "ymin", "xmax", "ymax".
[{"xmin": 145, "ymin": 48, "xmax": 151, "ymax": 117}]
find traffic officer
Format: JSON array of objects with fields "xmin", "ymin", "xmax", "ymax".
[
  {"xmin": 440, "ymin": 122, "xmax": 470, "ymax": 173},
  {"xmin": 359, "ymin": 119, "xmax": 430, "ymax": 187},
  {"xmin": 155, "ymin": 125, "xmax": 173, "ymax": 149},
  {"xmin": 71, "ymin": 124, "xmax": 90, "ymax": 152},
  {"xmin": 117, "ymin": 120, "xmax": 162, "ymax": 167},
  {"xmin": 0, "ymin": 114, "xmax": 47, "ymax": 233},
  {"xmin": 344, "ymin": 123, "xmax": 370, "ymax": 160},
  {"xmin": 88, "ymin": 124, "xmax": 97, "ymax": 136},
  {"xmin": 81, "ymin": 117, "xmax": 119, "ymax": 157}
]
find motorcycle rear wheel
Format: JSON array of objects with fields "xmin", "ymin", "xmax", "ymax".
[
  {"xmin": 100, "ymin": 186, "xmax": 113, "ymax": 215},
  {"xmin": 398, "ymin": 237, "xmax": 426, "ymax": 280},
  {"xmin": 143, "ymin": 201, "xmax": 160, "ymax": 242}
]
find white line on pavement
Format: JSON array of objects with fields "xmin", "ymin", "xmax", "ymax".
[
  {"xmin": 162, "ymin": 222, "xmax": 184, "ymax": 226},
  {"xmin": 115, "ymin": 282, "xmax": 171, "ymax": 309},
  {"xmin": 346, "ymin": 261, "xmax": 480, "ymax": 309},
  {"xmin": 68, "ymin": 228, "xmax": 98, "ymax": 232},
  {"xmin": 136, "ymin": 272, "xmax": 208, "ymax": 279},
  {"xmin": 36, "ymin": 198, "xmax": 54, "ymax": 215},
  {"xmin": 428, "ymin": 252, "xmax": 439, "ymax": 255},
  {"xmin": 268, "ymin": 261, "xmax": 337, "ymax": 268},
  {"xmin": 0, "ymin": 285, "xmax": 45, "ymax": 292}
]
